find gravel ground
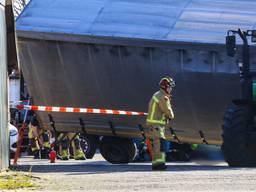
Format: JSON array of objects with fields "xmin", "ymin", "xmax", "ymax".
[{"xmin": 8, "ymin": 146, "xmax": 256, "ymax": 192}]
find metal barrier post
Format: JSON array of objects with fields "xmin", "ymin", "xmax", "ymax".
[{"xmin": 13, "ymin": 99, "xmax": 30, "ymax": 165}]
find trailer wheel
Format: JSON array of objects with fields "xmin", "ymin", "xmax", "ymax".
[
  {"xmin": 221, "ymin": 105, "xmax": 256, "ymax": 167},
  {"xmin": 99, "ymin": 137, "xmax": 136, "ymax": 164},
  {"xmin": 80, "ymin": 134, "xmax": 99, "ymax": 159}
]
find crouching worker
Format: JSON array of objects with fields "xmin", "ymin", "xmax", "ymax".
[
  {"xmin": 146, "ymin": 77, "xmax": 175, "ymax": 171},
  {"xmin": 58, "ymin": 133, "xmax": 85, "ymax": 160},
  {"xmin": 29, "ymin": 113, "xmax": 51, "ymax": 159}
]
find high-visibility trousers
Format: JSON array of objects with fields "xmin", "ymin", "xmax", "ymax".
[{"xmin": 150, "ymin": 126, "xmax": 166, "ymax": 166}]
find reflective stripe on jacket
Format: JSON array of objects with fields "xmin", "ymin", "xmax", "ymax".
[
  {"xmin": 28, "ymin": 123, "xmax": 34, "ymax": 139},
  {"xmin": 146, "ymin": 90, "xmax": 174, "ymax": 126}
]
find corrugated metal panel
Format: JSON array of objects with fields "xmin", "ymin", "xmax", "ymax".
[
  {"xmin": 16, "ymin": 0, "xmax": 256, "ymax": 44},
  {"xmin": 0, "ymin": 4, "xmax": 9, "ymax": 171}
]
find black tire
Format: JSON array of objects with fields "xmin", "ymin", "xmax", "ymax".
[
  {"xmin": 221, "ymin": 105, "xmax": 256, "ymax": 167},
  {"xmin": 79, "ymin": 134, "xmax": 99, "ymax": 159},
  {"xmin": 99, "ymin": 136, "xmax": 137, "ymax": 164}
]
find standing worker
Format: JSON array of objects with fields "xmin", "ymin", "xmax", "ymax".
[
  {"xmin": 146, "ymin": 77, "xmax": 175, "ymax": 171},
  {"xmin": 29, "ymin": 113, "xmax": 51, "ymax": 159}
]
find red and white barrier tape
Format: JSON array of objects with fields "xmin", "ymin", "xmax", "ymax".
[{"xmin": 16, "ymin": 104, "xmax": 148, "ymax": 116}]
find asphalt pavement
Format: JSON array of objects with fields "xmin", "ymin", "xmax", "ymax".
[{"xmin": 9, "ymin": 145, "xmax": 256, "ymax": 192}]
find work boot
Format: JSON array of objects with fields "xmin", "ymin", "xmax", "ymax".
[
  {"xmin": 74, "ymin": 150, "xmax": 86, "ymax": 160},
  {"xmin": 41, "ymin": 148, "xmax": 50, "ymax": 159},
  {"xmin": 33, "ymin": 150, "xmax": 40, "ymax": 159},
  {"xmin": 152, "ymin": 163, "xmax": 167, "ymax": 171},
  {"xmin": 61, "ymin": 156, "xmax": 69, "ymax": 161},
  {"xmin": 60, "ymin": 150, "xmax": 69, "ymax": 160}
]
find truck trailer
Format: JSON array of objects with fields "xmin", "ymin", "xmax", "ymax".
[{"xmin": 15, "ymin": 0, "xmax": 256, "ymax": 166}]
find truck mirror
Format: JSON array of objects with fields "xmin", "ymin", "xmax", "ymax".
[
  {"xmin": 252, "ymin": 36, "xmax": 256, "ymax": 43},
  {"xmin": 226, "ymin": 35, "xmax": 236, "ymax": 57}
]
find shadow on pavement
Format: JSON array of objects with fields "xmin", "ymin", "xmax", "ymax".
[
  {"xmin": 10, "ymin": 162, "xmax": 240, "ymax": 175},
  {"xmin": 9, "ymin": 145, "xmax": 236, "ymax": 175}
]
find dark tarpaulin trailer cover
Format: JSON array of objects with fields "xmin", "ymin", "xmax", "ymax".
[{"xmin": 16, "ymin": 0, "xmax": 256, "ymax": 144}]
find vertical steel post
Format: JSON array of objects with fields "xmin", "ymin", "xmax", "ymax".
[{"xmin": 0, "ymin": 0, "xmax": 9, "ymax": 171}]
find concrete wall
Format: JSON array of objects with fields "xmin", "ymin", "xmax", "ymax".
[{"xmin": 0, "ymin": 2, "xmax": 9, "ymax": 171}]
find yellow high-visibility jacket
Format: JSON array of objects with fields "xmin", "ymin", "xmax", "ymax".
[{"xmin": 146, "ymin": 89, "xmax": 174, "ymax": 126}]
